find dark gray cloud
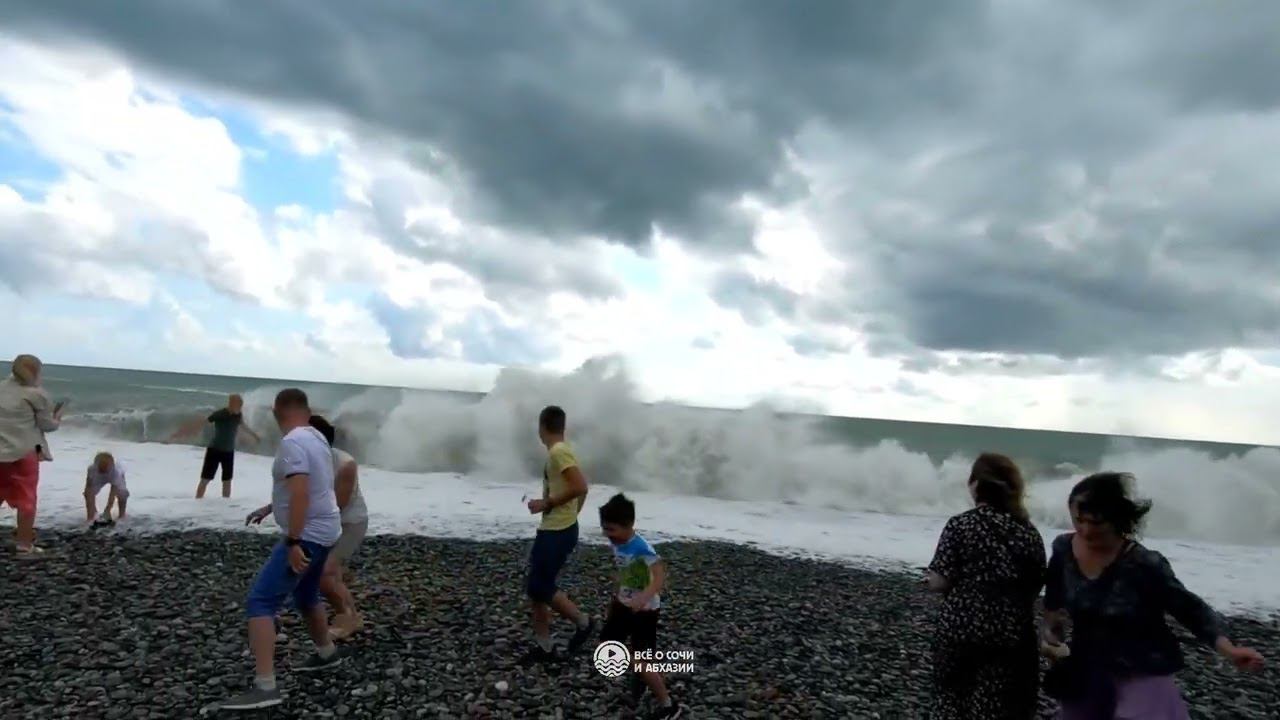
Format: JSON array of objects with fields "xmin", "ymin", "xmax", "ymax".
[
  {"xmin": 699, "ymin": 2, "xmax": 1280, "ymax": 360},
  {"xmin": 4, "ymin": 0, "xmax": 1280, "ymax": 364},
  {"xmin": 709, "ymin": 270, "xmax": 800, "ymax": 327},
  {"xmin": 0, "ymin": 0, "xmax": 978, "ymax": 248}
]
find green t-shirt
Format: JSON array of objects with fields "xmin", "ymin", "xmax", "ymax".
[{"xmin": 207, "ymin": 409, "xmax": 242, "ymax": 452}]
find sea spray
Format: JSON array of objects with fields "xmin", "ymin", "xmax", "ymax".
[{"xmin": 47, "ymin": 358, "xmax": 1280, "ymax": 546}]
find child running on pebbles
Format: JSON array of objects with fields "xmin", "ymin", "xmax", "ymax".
[
  {"xmin": 84, "ymin": 452, "xmax": 128, "ymax": 525},
  {"xmin": 599, "ymin": 493, "xmax": 684, "ymax": 719}
]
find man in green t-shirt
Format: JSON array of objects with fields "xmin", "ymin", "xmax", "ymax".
[
  {"xmin": 172, "ymin": 394, "xmax": 260, "ymax": 499},
  {"xmin": 521, "ymin": 405, "xmax": 597, "ymax": 663}
]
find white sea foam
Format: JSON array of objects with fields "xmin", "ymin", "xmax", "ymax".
[
  {"xmin": 11, "ymin": 430, "xmax": 1278, "ymax": 616},
  {"xmin": 57, "ymin": 359, "xmax": 1280, "ymax": 549}
]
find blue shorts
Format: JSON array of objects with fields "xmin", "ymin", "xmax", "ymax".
[
  {"xmin": 526, "ymin": 522, "xmax": 578, "ymax": 603},
  {"xmin": 245, "ymin": 540, "xmax": 333, "ymax": 619}
]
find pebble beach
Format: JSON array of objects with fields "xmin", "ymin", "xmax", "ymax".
[{"xmin": 1, "ymin": 530, "xmax": 1276, "ymax": 719}]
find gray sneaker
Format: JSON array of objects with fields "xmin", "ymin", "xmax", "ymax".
[
  {"xmin": 296, "ymin": 649, "xmax": 346, "ymax": 673},
  {"xmin": 217, "ymin": 686, "xmax": 282, "ymax": 710}
]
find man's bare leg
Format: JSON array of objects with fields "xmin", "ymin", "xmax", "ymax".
[
  {"xmin": 222, "ymin": 480, "xmax": 232, "ymax": 498},
  {"xmin": 531, "ymin": 601, "xmax": 554, "ymax": 650},
  {"xmin": 196, "ymin": 478, "xmax": 212, "ymax": 499},
  {"xmin": 247, "ymin": 616, "xmax": 276, "ymax": 679},
  {"xmin": 84, "ymin": 490, "xmax": 97, "ymax": 523},
  {"xmin": 549, "ymin": 591, "xmax": 585, "ymax": 626}
]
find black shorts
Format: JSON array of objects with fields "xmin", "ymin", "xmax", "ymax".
[
  {"xmin": 200, "ymin": 448, "xmax": 235, "ymax": 481},
  {"xmin": 526, "ymin": 523, "xmax": 578, "ymax": 603},
  {"xmin": 601, "ymin": 598, "xmax": 659, "ymax": 651}
]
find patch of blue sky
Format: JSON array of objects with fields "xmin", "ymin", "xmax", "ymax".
[
  {"xmin": 610, "ymin": 248, "xmax": 663, "ymax": 293},
  {"xmin": 178, "ymin": 95, "xmax": 340, "ymax": 216},
  {"xmin": 0, "ymin": 109, "xmax": 62, "ymax": 201},
  {"xmin": 323, "ymin": 283, "xmax": 374, "ymax": 306}
]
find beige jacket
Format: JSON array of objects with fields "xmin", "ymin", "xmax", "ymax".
[{"xmin": 0, "ymin": 376, "xmax": 59, "ymax": 462}]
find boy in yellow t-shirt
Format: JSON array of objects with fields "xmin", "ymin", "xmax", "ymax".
[{"xmin": 521, "ymin": 405, "xmax": 598, "ymax": 663}]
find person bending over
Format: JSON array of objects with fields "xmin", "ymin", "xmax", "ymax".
[{"xmin": 84, "ymin": 451, "xmax": 129, "ymax": 524}]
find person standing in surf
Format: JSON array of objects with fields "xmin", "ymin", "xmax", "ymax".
[
  {"xmin": 172, "ymin": 393, "xmax": 260, "ymax": 499},
  {"xmin": 219, "ymin": 388, "xmax": 344, "ymax": 711},
  {"xmin": 522, "ymin": 405, "xmax": 598, "ymax": 663}
]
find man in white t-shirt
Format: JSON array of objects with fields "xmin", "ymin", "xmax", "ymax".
[
  {"xmin": 83, "ymin": 451, "xmax": 129, "ymax": 523},
  {"xmin": 218, "ymin": 388, "xmax": 344, "ymax": 711},
  {"xmin": 308, "ymin": 415, "xmax": 368, "ymax": 640}
]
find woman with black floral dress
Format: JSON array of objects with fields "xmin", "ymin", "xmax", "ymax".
[{"xmin": 926, "ymin": 452, "xmax": 1046, "ymax": 720}]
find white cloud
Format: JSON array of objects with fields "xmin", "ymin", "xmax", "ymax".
[{"xmin": 4, "ymin": 35, "xmax": 1280, "ymax": 446}]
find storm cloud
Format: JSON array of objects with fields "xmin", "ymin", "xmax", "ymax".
[{"xmin": 5, "ymin": 0, "xmax": 1280, "ymax": 361}]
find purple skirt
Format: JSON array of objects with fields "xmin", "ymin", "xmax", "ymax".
[{"xmin": 1058, "ymin": 674, "xmax": 1189, "ymax": 720}]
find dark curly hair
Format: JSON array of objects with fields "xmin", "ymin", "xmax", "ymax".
[{"xmin": 1069, "ymin": 472, "xmax": 1152, "ymax": 537}]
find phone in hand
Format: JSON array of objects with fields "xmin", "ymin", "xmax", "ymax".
[{"xmin": 54, "ymin": 399, "xmax": 68, "ymax": 413}]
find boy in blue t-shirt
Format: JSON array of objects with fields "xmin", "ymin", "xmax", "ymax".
[{"xmin": 599, "ymin": 493, "xmax": 683, "ymax": 719}]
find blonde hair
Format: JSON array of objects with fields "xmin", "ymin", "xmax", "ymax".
[{"xmin": 10, "ymin": 354, "xmax": 42, "ymax": 386}]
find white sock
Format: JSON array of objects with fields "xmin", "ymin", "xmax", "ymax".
[
  {"xmin": 316, "ymin": 643, "xmax": 336, "ymax": 659},
  {"xmin": 255, "ymin": 674, "xmax": 276, "ymax": 691},
  {"xmin": 535, "ymin": 635, "xmax": 552, "ymax": 652},
  {"xmin": 575, "ymin": 614, "xmax": 591, "ymax": 630}
]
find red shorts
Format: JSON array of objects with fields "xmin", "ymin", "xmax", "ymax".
[{"xmin": 0, "ymin": 452, "xmax": 39, "ymax": 515}]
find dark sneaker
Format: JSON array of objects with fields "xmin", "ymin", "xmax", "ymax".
[
  {"xmin": 217, "ymin": 686, "xmax": 282, "ymax": 710},
  {"xmin": 518, "ymin": 643, "xmax": 564, "ymax": 665},
  {"xmin": 295, "ymin": 649, "xmax": 346, "ymax": 673},
  {"xmin": 567, "ymin": 616, "xmax": 600, "ymax": 653},
  {"xmin": 648, "ymin": 701, "xmax": 684, "ymax": 719}
]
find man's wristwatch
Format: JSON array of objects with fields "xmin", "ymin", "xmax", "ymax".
[{"xmin": 285, "ymin": 536, "xmax": 301, "ymax": 547}]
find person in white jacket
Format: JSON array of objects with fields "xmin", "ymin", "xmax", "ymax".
[{"xmin": 0, "ymin": 354, "xmax": 62, "ymax": 557}]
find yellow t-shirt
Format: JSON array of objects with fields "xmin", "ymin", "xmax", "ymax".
[{"xmin": 540, "ymin": 441, "xmax": 584, "ymax": 531}]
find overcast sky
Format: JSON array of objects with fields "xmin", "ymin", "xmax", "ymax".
[{"xmin": 2, "ymin": 1, "xmax": 1279, "ymax": 444}]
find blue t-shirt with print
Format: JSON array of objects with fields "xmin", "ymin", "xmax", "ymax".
[{"xmin": 612, "ymin": 534, "xmax": 662, "ymax": 611}]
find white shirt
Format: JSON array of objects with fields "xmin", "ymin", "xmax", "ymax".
[
  {"xmin": 332, "ymin": 447, "xmax": 367, "ymax": 525},
  {"xmin": 271, "ymin": 426, "xmax": 341, "ymax": 545}
]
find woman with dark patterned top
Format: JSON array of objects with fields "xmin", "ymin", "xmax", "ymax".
[
  {"xmin": 925, "ymin": 453, "xmax": 1047, "ymax": 720},
  {"xmin": 1042, "ymin": 472, "xmax": 1264, "ymax": 719}
]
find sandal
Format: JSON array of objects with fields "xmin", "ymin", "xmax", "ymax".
[{"xmin": 15, "ymin": 544, "xmax": 45, "ymax": 559}]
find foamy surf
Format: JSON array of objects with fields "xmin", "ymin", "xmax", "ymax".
[{"xmin": 16, "ymin": 430, "xmax": 1279, "ymax": 617}]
